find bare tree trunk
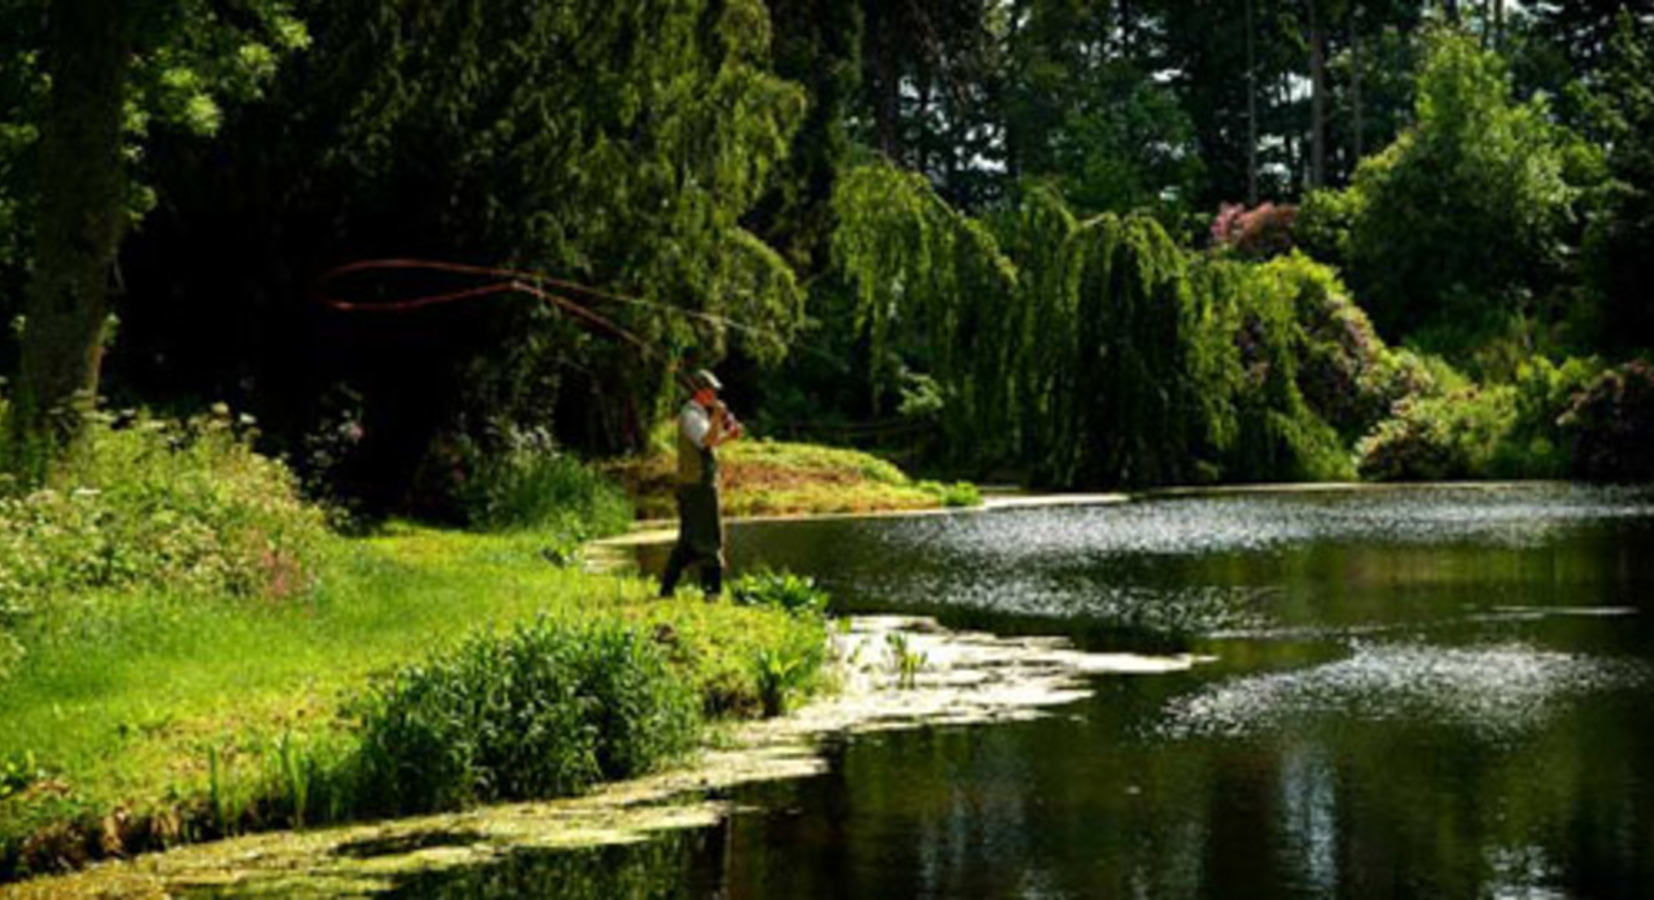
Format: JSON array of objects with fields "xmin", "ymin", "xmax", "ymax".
[
  {"xmin": 1351, "ymin": 3, "xmax": 1364, "ymax": 165},
  {"xmin": 1442, "ymin": 0, "xmax": 1461, "ymax": 25},
  {"xmin": 869, "ymin": 6, "xmax": 903, "ymax": 163},
  {"xmin": 1247, "ymin": 0, "xmax": 1259, "ymax": 204},
  {"xmin": 1309, "ymin": 0, "xmax": 1327, "ymax": 189},
  {"xmin": 1004, "ymin": 0, "xmax": 1026, "ymax": 181},
  {"xmin": 917, "ymin": 72, "xmax": 933, "ymax": 177},
  {"xmin": 1492, "ymin": 0, "xmax": 1505, "ymax": 49},
  {"xmin": 1120, "ymin": 0, "xmax": 1134, "ymax": 56},
  {"xmin": 6, "ymin": 0, "xmax": 133, "ymax": 476}
]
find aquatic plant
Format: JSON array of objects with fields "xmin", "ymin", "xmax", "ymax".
[
  {"xmin": 752, "ymin": 647, "xmax": 811, "ymax": 717},
  {"xmin": 884, "ymin": 632, "xmax": 928, "ymax": 689}
]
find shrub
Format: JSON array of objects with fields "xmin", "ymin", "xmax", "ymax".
[
  {"xmin": 1357, "ymin": 387, "xmax": 1519, "ymax": 481},
  {"xmin": 730, "ymin": 571, "xmax": 829, "ymax": 618},
  {"xmin": 354, "ymin": 616, "xmax": 699, "ymax": 816},
  {"xmin": 1560, "ymin": 360, "xmax": 1654, "ymax": 481},
  {"xmin": 1295, "ymin": 188, "xmax": 1359, "ymax": 271},
  {"xmin": 1356, "ymin": 355, "xmax": 1611, "ymax": 481},
  {"xmin": 918, "ymin": 480, "xmax": 982, "ymax": 508},
  {"xmin": 1260, "ymin": 254, "xmax": 1406, "ymax": 441},
  {"xmin": 0, "ymin": 407, "xmax": 330, "ymax": 617},
  {"xmin": 404, "ymin": 421, "xmax": 632, "ymax": 538},
  {"xmin": 1216, "ymin": 257, "xmax": 1357, "ymax": 483},
  {"xmin": 460, "ymin": 450, "xmax": 633, "ymax": 537}
]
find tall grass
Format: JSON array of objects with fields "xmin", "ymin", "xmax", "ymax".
[
  {"xmin": 353, "ymin": 616, "xmax": 699, "ymax": 816},
  {"xmin": 459, "ymin": 449, "xmax": 633, "ymax": 538},
  {"xmin": 0, "ymin": 525, "xmax": 829, "ymax": 880}
]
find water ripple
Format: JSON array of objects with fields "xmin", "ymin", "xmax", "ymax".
[
  {"xmin": 1156, "ymin": 642, "xmax": 1650, "ymax": 740},
  {"xmin": 882, "ymin": 485, "xmax": 1654, "ymax": 562}
]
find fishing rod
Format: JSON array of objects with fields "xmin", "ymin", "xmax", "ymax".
[{"xmin": 315, "ymin": 257, "xmax": 815, "ymax": 389}]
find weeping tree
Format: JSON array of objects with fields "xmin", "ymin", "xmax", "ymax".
[
  {"xmin": 987, "ymin": 183, "xmax": 1078, "ymax": 470},
  {"xmin": 1043, "ymin": 213, "xmax": 1237, "ymax": 487},
  {"xmin": 830, "ymin": 163, "xmax": 1019, "ymax": 466},
  {"xmin": 829, "ymin": 164, "xmax": 1359, "ymax": 487}
]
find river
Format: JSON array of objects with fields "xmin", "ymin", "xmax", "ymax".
[{"xmin": 300, "ymin": 485, "xmax": 1654, "ymax": 897}]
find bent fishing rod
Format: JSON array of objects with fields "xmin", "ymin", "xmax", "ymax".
[{"xmin": 313, "ymin": 257, "xmax": 809, "ymax": 393}]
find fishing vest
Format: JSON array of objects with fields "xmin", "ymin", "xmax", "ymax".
[{"xmin": 676, "ymin": 402, "xmax": 719, "ymax": 487}]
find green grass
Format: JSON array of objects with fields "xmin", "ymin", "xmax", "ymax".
[
  {"xmin": 609, "ymin": 435, "xmax": 981, "ymax": 519},
  {"xmin": 0, "ymin": 525, "xmax": 829, "ymax": 880}
]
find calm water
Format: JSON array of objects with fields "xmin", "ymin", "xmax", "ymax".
[{"xmin": 408, "ymin": 485, "xmax": 1654, "ymax": 898}]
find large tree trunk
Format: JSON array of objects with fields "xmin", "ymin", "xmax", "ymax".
[
  {"xmin": 1247, "ymin": 0, "xmax": 1259, "ymax": 204},
  {"xmin": 6, "ymin": 0, "xmax": 133, "ymax": 474},
  {"xmin": 1351, "ymin": 3, "xmax": 1364, "ymax": 164},
  {"xmin": 1309, "ymin": 0, "xmax": 1327, "ymax": 190},
  {"xmin": 868, "ymin": 4, "xmax": 903, "ymax": 163}
]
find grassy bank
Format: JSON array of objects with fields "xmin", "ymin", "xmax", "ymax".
[
  {"xmin": 0, "ymin": 525, "xmax": 830, "ymax": 881},
  {"xmin": 608, "ymin": 433, "xmax": 980, "ymax": 520}
]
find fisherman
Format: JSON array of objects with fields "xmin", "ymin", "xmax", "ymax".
[{"xmin": 659, "ymin": 369, "xmax": 742, "ymax": 597}]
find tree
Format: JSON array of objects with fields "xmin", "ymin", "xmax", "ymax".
[
  {"xmin": 4, "ymin": 0, "xmax": 132, "ymax": 471},
  {"xmin": 751, "ymin": 0, "xmax": 863, "ymax": 273},
  {"xmin": 3, "ymin": 0, "xmax": 305, "ymax": 478},
  {"xmin": 1587, "ymin": 12, "xmax": 1654, "ymax": 352},
  {"xmin": 107, "ymin": 0, "xmax": 806, "ymax": 503},
  {"xmin": 1341, "ymin": 29, "xmax": 1577, "ymax": 345},
  {"xmin": 1003, "ymin": 0, "xmax": 1200, "ymax": 215}
]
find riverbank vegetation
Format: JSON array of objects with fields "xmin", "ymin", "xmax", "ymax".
[
  {"xmin": 609, "ymin": 429, "xmax": 979, "ymax": 520},
  {"xmin": 0, "ymin": 419, "xmax": 831, "ymax": 882}
]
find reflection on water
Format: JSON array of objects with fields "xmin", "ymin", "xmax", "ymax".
[
  {"xmin": 448, "ymin": 485, "xmax": 1654, "ymax": 898},
  {"xmin": 1157, "ymin": 641, "xmax": 1650, "ymax": 739},
  {"xmin": 382, "ymin": 834, "xmax": 721, "ymax": 899}
]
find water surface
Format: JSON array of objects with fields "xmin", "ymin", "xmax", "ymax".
[{"xmin": 412, "ymin": 485, "xmax": 1654, "ymax": 898}]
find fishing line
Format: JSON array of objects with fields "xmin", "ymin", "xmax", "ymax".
[{"xmin": 314, "ymin": 258, "xmax": 848, "ymax": 382}]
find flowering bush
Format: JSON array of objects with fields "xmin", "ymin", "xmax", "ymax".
[
  {"xmin": 1560, "ymin": 360, "xmax": 1654, "ymax": 481},
  {"xmin": 1211, "ymin": 202, "xmax": 1299, "ymax": 260},
  {"xmin": 0, "ymin": 407, "xmax": 331, "ymax": 619}
]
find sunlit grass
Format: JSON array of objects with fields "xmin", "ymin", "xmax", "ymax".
[
  {"xmin": 608, "ymin": 435, "xmax": 976, "ymax": 519},
  {"xmin": 0, "ymin": 524, "xmax": 827, "ymax": 878}
]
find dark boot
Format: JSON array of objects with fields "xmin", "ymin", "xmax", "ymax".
[{"xmin": 700, "ymin": 563, "xmax": 723, "ymax": 598}]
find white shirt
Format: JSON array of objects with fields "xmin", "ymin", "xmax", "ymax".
[{"xmin": 680, "ymin": 402, "xmax": 713, "ymax": 449}]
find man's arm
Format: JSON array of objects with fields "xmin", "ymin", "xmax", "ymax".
[{"xmin": 704, "ymin": 402, "xmax": 743, "ymax": 447}]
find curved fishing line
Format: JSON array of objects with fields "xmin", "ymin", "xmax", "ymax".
[
  {"xmin": 316, "ymin": 257, "xmax": 849, "ymax": 373},
  {"xmin": 322, "ymin": 258, "xmax": 790, "ymax": 348}
]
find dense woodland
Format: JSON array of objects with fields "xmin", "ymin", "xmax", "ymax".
[{"xmin": 1, "ymin": 0, "xmax": 1653, "ymax": 515}]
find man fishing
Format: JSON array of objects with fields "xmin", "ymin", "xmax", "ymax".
[{"xmin": 659, "ymin": 369, "xmax": 743, "ymax": 597}]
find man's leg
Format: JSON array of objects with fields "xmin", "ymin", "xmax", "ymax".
[
  {"xmin": 659, "ymin": 540, "xmax": 692, "ymax": 597},
  {"xmin": 700, "ymin": 558, "xmax": 723, "ymax": 597}
]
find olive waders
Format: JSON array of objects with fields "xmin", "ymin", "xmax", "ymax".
[{"xmin": 659, "ymin": 406, "xmax": 724, "ymax": 596}]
